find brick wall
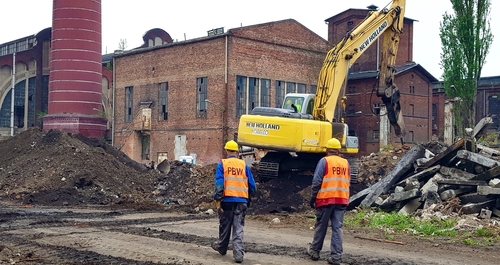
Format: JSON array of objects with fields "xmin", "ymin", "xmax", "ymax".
[{"xmin": 113, "ymin": 20, "xmax": 330, "ymax": 165}]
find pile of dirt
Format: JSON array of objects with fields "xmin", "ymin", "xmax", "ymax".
[
  {"xmin": 0, "ymin": 128, "xmax": 435, "ymax": 214},
  {"xmin": 0, "ymin": 128, "xmax": 313, "ymax": 213}
]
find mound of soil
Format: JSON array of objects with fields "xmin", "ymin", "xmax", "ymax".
[
  {"xmin": 0, "ymin": 128, "xmax": 427, "ymax": 214},
  {"xmin": 0, "ymin": 128, "xmax": 312, "ymax": 214}
]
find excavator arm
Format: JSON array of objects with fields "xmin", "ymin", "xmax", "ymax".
[{"xmin": 312, "ymin": 0, "xmax": 406, "ymax": 138}]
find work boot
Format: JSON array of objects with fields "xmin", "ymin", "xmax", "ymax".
[
  {"xmin": 234, "ymin": 256, "xmax": 243, "ymax": 263},
  {"xmin": 211, "ymin": 241, "xmax": 226, "ymax": 255},
  {"xmin": 326, "ymin": 257, "xmax": 341, "ymax": 265},
  {"xmin": 306, "ymin": 245, "xmax": 320, "ymax": 261}
]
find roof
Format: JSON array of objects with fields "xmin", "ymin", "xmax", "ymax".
[
  {"xmin": 102, "ymin": 53, "xmax": 114, "ymax": 64},
  {"xmin": 348, "ymin": 62, "xmax": 438, "ymax": 82},
  {"xmin": 324, "ymin": 8, "xmax": 417, "ymax": 23}
]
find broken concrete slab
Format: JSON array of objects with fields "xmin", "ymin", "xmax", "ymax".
[
  {"xmin": 439, "ymin": 187, "xmax": 476, "ymax": 201},
  {"xmin": 472, "ymin": 166, "xmax": 500, "ymax": 181},
  {"xmin": 478, "ymin": 208, "xmax": 492, "ymax": 219},
  {"xmin": 458, "ymin": 193, "xmax": 490, "ymax": 204},
  {"xmin": 460, "ymin": 200, "xmax": 495, "ymax": 215},
  {"xmin": 473, "ymin": 116, "xmax": 493, "ymax": 138},
  {"xmin": 423, "ymin": 191, "xmax": 441, "ymax": 209},
  {"xmin": 420, "ymin": 173, "xmax": 445, "ymax": 195},
  {"xmin": 456, "ymin": 150, "xmax": 500, "ymax": 168},
  {"xmin": 439, "ymin": 166, "xmax": 476, "ymax": 180},
  {"xmin": 423, "ymin": 139, "xmax": 464, "ymax": 168},
  {"xmin": 395, "ymin": 165, "xmax": 441, "ymax": 186},
  {"xmin": 389, "ymin": 189, "xmax": 421, "ymax": 202},
  {"xmin": 359, "ymin": 145, "xmax": 426, "ymax": 207},
  {"xmin": 489, "ymin": 178, "xmax": 500, "ymax": 188},
  {"xmin": 437, "ymin": 179, "xmax": 486, "ymax": 186},
  {"xmin": 404, "ymin": 178, "xmax": 420, "ymax": 191},
  {"xmin": 477, "ymin": 144, "xmax": 500, "ymax": 157},
  {"xmin": 477, "ymin": 185, "xmax": 500, "ymax": 195},
  {"xmin": 398, "ymin": 197, "xmax": 422, "ymax": 214}
]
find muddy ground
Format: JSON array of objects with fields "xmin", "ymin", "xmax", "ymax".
[{"xmin": 0, "ymin": 128, "xmax": 499, "ymax": 264}]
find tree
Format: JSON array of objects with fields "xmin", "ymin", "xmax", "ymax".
[
  {"xmin": 439, "ymin": 0, "xmax": 493, "ymax": 137},
  {"xmin": 118, "ymin": 39, "xmax": 128, "ymax": 51}
]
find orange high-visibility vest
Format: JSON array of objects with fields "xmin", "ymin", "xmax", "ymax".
[
  {"xmin": 222, "ymin": 158, "xmax": 249, "ymax": 198},
  {"xmin": 316, "ymin": 156, "xmax": 350, "ymax": 200}
]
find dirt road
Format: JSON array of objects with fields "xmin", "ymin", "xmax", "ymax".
[{"xmin": 0, "ymin": 203, "xmax": 498, "ymax": 265}]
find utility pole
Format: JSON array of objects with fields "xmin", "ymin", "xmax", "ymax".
[{"xmin": 10, "ymin": 51, "xmax": 16, "ymax": 136}]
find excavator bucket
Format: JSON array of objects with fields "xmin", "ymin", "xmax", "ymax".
[{"xmin": 157, "ymin": 159, "xmax": 170, "ymax": 174}]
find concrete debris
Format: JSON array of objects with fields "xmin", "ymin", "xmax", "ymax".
[{"xmin": 349, "ymin": 138, "xmax": 500, "ymax": 219}]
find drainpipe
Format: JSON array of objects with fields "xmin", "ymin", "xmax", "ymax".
[
  {"xmin": 10, "ymin": 52, "xmax": 16, "ymax": 136},
  {"xmin": 224, "ymin": 35, "xmax": 228, "ymax": 141},
  {"xmin": 112, "ymin": 55, "xmax": 116, "ymax": 146}
]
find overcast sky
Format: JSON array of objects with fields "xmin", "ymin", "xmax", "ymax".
[{"xmin": 1, "ymin": 0, "xmax": 499, "ymax": 79}]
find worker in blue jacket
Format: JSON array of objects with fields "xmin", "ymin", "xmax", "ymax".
[{"xmin": 212, "ymin": 140, "xmax": 257, "ymax": 263}]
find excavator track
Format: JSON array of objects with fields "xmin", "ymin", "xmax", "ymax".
[{"xmin": 257, "ymin": 151, "xmax": 359, "ymax": 183}]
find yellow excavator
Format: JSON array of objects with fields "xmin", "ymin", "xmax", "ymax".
[{"xmin": 237, "ymin": 0, "xmax": 406, "ymax": 179}]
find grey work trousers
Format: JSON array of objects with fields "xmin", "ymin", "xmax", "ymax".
[
  {"xmin": 216, "ymin": 202, "xmax": 247, "ymax": 259},
  {"xmin": 311, "ymin": 204, "xmax": 346, "ymax": 260}
]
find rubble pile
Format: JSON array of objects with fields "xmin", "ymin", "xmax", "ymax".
[{"xmin": 350, "ymin": 138, "xmax": 500, "ymax": 219}]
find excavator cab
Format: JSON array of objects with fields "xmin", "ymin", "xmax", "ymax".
[{"xmin": 282, "ymin": 94, "xmax": 314, "ymax": 115}]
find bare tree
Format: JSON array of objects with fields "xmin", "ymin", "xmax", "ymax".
[
  {"xmin": 118, "ymin": 39, "xmax": 128, "ymax": 51},
  {"xmin": 439, "ymin": 0, "xmax": 493, "ymax": 137}
]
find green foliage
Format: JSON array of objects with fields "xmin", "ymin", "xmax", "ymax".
[
  {"xmin": 462, "ymin": 237, "xmax": 481, "ymax": 245},
  {"xmin": 439, "ymin": 0, "xmax": 493, "ymax": 136},
  {"xmin": 380, "ymin": 144, "xmax": 394, "ymax": 152},
  {"xmin": 345, "ymin": 210, "xmax": 457, "ymax": 236},
  {"xmin": 477, "ymin": 132, "xmax": 498, "ymax": 146},
  {"xmin": 37, "ymin": 110, "xmax": 47, "ymax": 119},
  {"xmin": 345, "ymin": 209, "xmax": 500, "ymax": 246}
]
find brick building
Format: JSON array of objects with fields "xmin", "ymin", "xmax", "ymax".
[
  {"xmin": 433, "ymin": 76, "xmax": 500, "ymax": 138},
  {"xmin": 112, "ymin": 22, "xmax": 329, "ymax": 165}
]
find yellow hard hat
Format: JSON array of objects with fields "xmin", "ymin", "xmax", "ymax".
[
  {"xmin": 224, "ymin": 140, "xmax": 239, "ymax": 151},
  {"xmin": 326, "ymin": 138, "xmax": 341, "ymax": 149}
]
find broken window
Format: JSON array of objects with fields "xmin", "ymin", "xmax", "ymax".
[
  {"xmin": 373, "ymin": 103, "xmax": 381, "ymax": 115},
  {"xmin": 125, "ymin": 86, "xmax": 133, "ymax": 122},
  {"xmin": 236, "ymin": 76, "xmax": 247, "ymax": 117},
  {"xmin": 249, "ymin": 77, "xmax": 258, "ymax": 111},
  {"xmin": 196, "ymin": 77, "xmax": 207, "ymax": 118},
  {"xmin": 275, "ymin": 80, "xmax": 285, "ymax": 107},
  {"xmin": 488, "ymin": 95, "xmax": 500, "ymax": 128},
  {"xmin": 432, "ymin": 104, "xmax": 437, "ymax": 130},
  {"xmin": 260, "ymin": 79, "xmax": 271, "ymax": 107},
  {"xmin": 159, "ymin": 82, "xmax": 168, "ymax": 120}
]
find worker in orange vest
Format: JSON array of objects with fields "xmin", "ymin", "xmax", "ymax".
[
  {"xmin": 212, "ymin": 140, "xmax": 257, "ymax": 263},
  {"xmin": 306, "ymin": 138, "xmax": 350, "ymax": 265}
]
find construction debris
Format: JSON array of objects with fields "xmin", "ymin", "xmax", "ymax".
[{"xmin": 349, "ymin": 137, "xmax": 500, "ymax": 218}]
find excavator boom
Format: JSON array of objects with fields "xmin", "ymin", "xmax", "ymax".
[{"xmin": 313, "ymin": 0, "xmax": 405, "ymax": 138}]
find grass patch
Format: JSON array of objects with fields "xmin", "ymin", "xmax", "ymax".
[
  {"xmin": 344, "ymin": 209, "xmax": 500, "ymax": 246},
  {"xmin": 345, "ymin": 210, "xmax": 457, "ymax": 236}
]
